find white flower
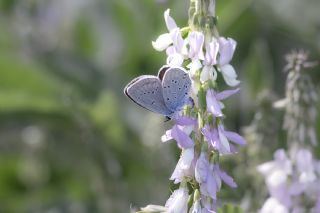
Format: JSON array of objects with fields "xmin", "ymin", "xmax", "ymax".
[
  {"xmin": 216, "ymin": 37, "xmax": 240, "ymax": 87},
  {"xmin": 152, "ymin": 9, "xmax": 187, "ymax": 67},
  {"xmin": 220, "ymin": 64, "xmax": 240, "ymax": 87},
  {"xmin": 260, "ymin": 197, "xmax": 289, "ymax": 213},
  {"xmin": 165, "ymin": 187, "xmax": 189, "ymax": 213},
  {"xmin": 170, "ymin": 148, "xmax": 195, "ymax": 184}
]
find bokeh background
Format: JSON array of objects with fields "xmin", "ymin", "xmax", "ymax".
[{"xmin": 0, "ymin": 0, "xmax": 319, "ymax": 212}]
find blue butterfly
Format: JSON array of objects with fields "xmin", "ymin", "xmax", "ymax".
[{"xmin": 124, "ymin": 66, "xmax": 192, "ymax": 118}]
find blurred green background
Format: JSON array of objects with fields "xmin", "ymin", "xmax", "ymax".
[{"xmin": 0, "ymin": 0, "xmax": 319, "ymax": 212}]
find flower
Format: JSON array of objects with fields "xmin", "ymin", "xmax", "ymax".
[
  {"xmin": 202, "ymin": 124, "xmax": 246, "ymax": 154},
  {"xmin": 152, "ymin": 9, "xmax": 187, "ymax": 66},
  {"xmin": 218, "ymin": 37, "xmax": 236, "ymax": 66},
  {"xmin": 295, "ymin": 149, "xmax": 316, "ymax": 183},
  {"xmin": 260, "ymin": 197, "xmax": 289, "ymax": 213},
  {"xmin": 161, "ymin": 116, "xmax": 197, "ymax": 149},
  {"xmin": 200, "ymin": 164, "xmax": 237, "ymax": 200},
  {"xmin": 170, "ymin": 148, "xmax": 195, "ymax": 184},
  {"xmin": 165, "ymin": 187, "xmax": 189, "ymax": 213},
  {"xmin": 188, "ymin": 31, "xmax": 205, "ymax": 60},
  {"xmin": 206, "ymin": 88, "xmax": 240, "ymax": 117},
  {"xmin": 217, "ymin": 37, "xmax": 240, "ymax": 87}
]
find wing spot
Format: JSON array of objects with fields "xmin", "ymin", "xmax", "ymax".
[
  {"xmin": 167, "ymin": 98, "xmax": 170, "ymax": 100},
  {"xmin": 174, "ymin": 81, "xmax": 177, "ymax": 83},
  {"xmin": 185, "ymin": 92, "xmax": 188, "ymax": 95},
  {"xmin": 151, "ymin": 101, "xmax": 155, "ymax": 105},
  {"xmin": 152, "ymin": 91, "xmax": 155, "ymax": 94},
  {"xmin": 179, "ymin": 87, "xmax": 181, "ymax": 90}
]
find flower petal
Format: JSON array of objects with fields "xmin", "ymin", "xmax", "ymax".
[
  {"xmin": 206, "ymin": 89, "xmax": 223, "ymax": 117},
  {"xmin": 165, "ymin": 188, "xmax": 189, "ymax": 213},
  {"xmin": 218, "ymin": 169, "xmax": 237, "ymax": 188},
  {"xmin": 218, "ymin": 126, "xmax": 230, "ymax": 152},
  {"xmin": 171, "ymin": 125, "xmax": 194, "ymax": 148},
  {"xmin": 174, "ymin": 116, "xmax": 197, "ymax": 126},
  {"xmin": 164, "ymin": 9, "xmax": 178, "ymax": 31},
  {"xmin": 205, "ymin": 40, "xmax": 219, "ymax": 65},
  {"xmin": 167, "ymin": 53, "xmax": 184, "ymax": 67},
  {"xmin": 216, "ymin": 88, "xmax": 240, "ymax": 101},
  {"xmin": 152, "ymin": 33, "xmax": 173, "ymax": 51},
  {"xmin": 223, "ymin": 130, "xmax": 246, "ymax": 146},
  {"xmin": 200, "ymin": 66, "xmax": 217, "ymax": 83},
  {"xmin": 195, "ymin": 152, "xmax": 210, "ymax": 183},
  {"xmin": 218, "ymin": 37, "xmax": 236, "ymax": 65},
  {"xmin": 170, "ymin": 28, "xmax": 184, "ymax": 53},
  {"xmin": 188, "ymin": 31, "xmax": 205, "ymax": 60},
  {"xmin": 220, "ymin": 64, "xmax": 240, "ymax": 87}
]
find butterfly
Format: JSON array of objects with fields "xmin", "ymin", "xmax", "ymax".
[{"xmin": 124, "ymin": 66, "xmax": 192, "ymax": 118}]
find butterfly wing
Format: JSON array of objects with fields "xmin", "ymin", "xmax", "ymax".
[
  {"xmin": 124, "ymin": 75, "xmax": 173, "ymax": 116},
  {"xmin": 162, "ymin": 67, "xmax": 191, "ymax": 112}
]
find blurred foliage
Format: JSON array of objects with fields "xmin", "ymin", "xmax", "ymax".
[{"xmin": 0, "ymin": 0, "xmax": 319, "ymax": 212}]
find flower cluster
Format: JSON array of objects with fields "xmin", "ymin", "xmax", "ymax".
[
  {"xmin": 258, "ymin": 51, "xmax": 319, "ymax": 213},
  {"xmin": 140, "ymin": 7, "xmax": 246, "ymax": 213},
  {"xmin": 152, "ymin": 9, "xmax": 240, "ymax": 91},
  {"xmin": 258, "ymin": 149, "xmax": 320, "ymax": 213}
]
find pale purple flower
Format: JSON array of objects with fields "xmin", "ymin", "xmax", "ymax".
[
  {"xmin": 162, "ymin": 116, "xmax": 196, "ymax": 149},
  {"xmin": 195, "ymin": 152, "xmax": 210, "ymax": 183},
  {"xmin": 165, "ymin": 187, "xmax": 189, "ymax": 213},
  {"xmin": 295, "ymin": 149, "xmax": 316, "ymax": 183},
  {"xmin": 200, "ymin": 164, "xmax": 237, "ymax": 200},
  {"xmin": 202, "ymin": 124, "xmax": 246, "ymax": 154},
  {"xmin": 204, "ymin": 40, "xmax": 219, "ymax": 66},
  {"xmin": 188, "ymin": 31, "xmax": 205, "ymax": 60},
  {"xmin": 206, "ymin": 88, "xmax": 240, "ymax": 117},
  {"xmin": 259, "ymin": 197, "xmax": 289, "ymax": 213},
  {"xmin": 258, "ymin": 150, "xmax": 293, "ymax": 207},
  {"xmin": 215, "ymin": 37, "xmax": 240, "ymax": 87},
  {"xmin": 218, "ymin": 37, "xmax": 236, "ymax": 66},
  {"xmin": 170, "ymin": 148, "xmax": 195, "ymax": 184}
]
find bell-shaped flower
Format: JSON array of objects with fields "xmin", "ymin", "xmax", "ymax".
[
  {"xmin": 162, "ymin": 116, "xmax": 196, "ymax": 149},
  {"xmin": 206, "ymin": 88, "xmax": 240, "ymax": 118},
  {"xmin": 165, "ymin": 187, "xmax": 189, "ymax": 213},
  {"xmin": 170, "ymin": 148, "xmax": 195, "ymax": 184}
]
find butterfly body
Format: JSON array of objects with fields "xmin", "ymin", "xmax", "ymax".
[{"xmin": 124, "ymin": 67, "xmax": 191, "ymax": 117}]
